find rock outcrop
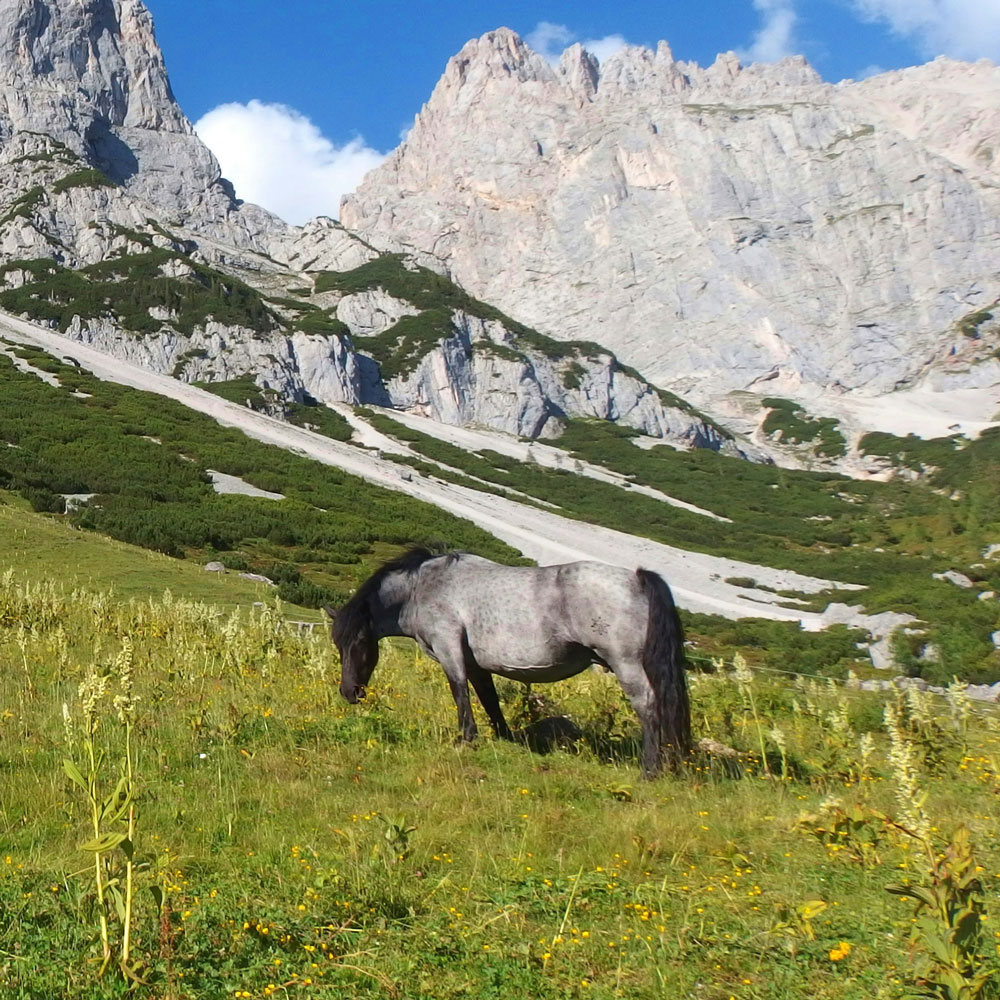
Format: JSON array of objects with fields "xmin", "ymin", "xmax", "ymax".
[
  {"xmin": 0, "ymin": 0, "xmax": 284, "ymax": 253},
  {"xmin": 54, "ymin": 282, "xmax": 736, "ymax": 449},
  {"xmin": 342, "ymin": 29, "xmax": 1000, "ymax": 411}
]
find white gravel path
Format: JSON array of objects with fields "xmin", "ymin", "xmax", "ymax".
[
  {"xmin": 2, "ymin": 312, "xmax": 901, "ymax": 635},
  {"xmin": 368, "ymin": 406, "xmax": 732, "ymax": 522}
]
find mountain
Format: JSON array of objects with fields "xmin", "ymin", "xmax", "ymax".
[
  {"xmin": 1, "ymin": 4, "xmax": 998, "ymax": 685},
  {"xmin": 341, "ymin": 29, "xmax": 1000, "ymax": 419},
  {"xmin": 0, "ymin": 0, "xmax": 733, "ymax": 453}
]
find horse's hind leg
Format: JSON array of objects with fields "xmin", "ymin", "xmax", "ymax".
[
  {"xmin": 612, "ymin": 658, "xmax": 661, "ymax": 778},
  {"xmin": 467, "ymin": 665, "xmax": 514, "ymax": 741}
]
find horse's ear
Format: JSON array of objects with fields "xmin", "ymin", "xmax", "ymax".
[{"xmin": 322, "ymin": 603, "xmax": 337, "ymax": 620}]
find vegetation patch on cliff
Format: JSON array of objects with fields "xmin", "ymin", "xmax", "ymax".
[
  {"xmin": 0, "ymin": 251, "xmax": 279, "ymax": 336},
  {"xmin": 51, "ymin": 167, "xmax": 115, "ymax": 195},
  {"xmin": 313, "ymin": 254, "xmax": 624, "ymax": 377},
  {"xmin": 761, "ymin": 397, "xmax": 846, "ymax": 457},
  {"xmin": 196, "ymin": 375, "xmax": 354, "ymax": 442}
]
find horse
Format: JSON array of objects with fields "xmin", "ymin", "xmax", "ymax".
[{"xmin": 324, "ymin": 548, "xmax": 691, "ymax": 776}]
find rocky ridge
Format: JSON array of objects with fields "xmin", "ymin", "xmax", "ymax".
[
  {"xmin": 0, "ymin": 0, "xmax": 734, "ymax": 452},
  {"xmin": 342, "ymin": 29, "xmax": 1000, "ymax": 418}
]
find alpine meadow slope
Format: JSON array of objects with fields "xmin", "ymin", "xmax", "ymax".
[
  {"xmin": 0, "ymin": 0, "xmax": 997, "ymax": 687},
  {"xmin": 0, "ymin": 10, "xmax": 999, "ymax": 997}
]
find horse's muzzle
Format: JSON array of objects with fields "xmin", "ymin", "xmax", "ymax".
[{"xmin": 341, "ymin": 684, "xmax": 364, "ymax": 704}]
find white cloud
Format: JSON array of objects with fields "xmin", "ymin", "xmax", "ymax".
[
  {"xmin": 739, "ymin": 0, "xmax": 800, "ymax": 63},
  {"xmin": 582, "ymin": 33, "xmax": 629, "ymax": 64},
  {"xmin": 194, "ymin": 100, "xmax": 386, "ymax": 226},
  {"xmin": 525, "ymin": 20, "xmax": 629, "ymax": 65},
  {"xmin": 850, "ymin": 0, "xmax": 1000, "ymax": 61},
  {"xmin": 525, "ymin": 20, "xmax": 574, "ymax": 61}
]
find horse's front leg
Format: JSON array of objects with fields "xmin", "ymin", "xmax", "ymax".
[
  {"xmin": 446, "ymin": 676, "xmax": 478, "ymax": 743},
  {"xmin": 436, "ymin": 649, "xmax": 479, "ymax": 743}
]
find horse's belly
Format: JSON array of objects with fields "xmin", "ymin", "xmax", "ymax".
[{"xmin": 485, "ymin": 661, "xmax": 590, "ymax": 684}]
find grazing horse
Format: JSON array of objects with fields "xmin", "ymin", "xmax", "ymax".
[{"xmin": 324, "ymin": 548, "xmax": 691, "ymax": 776}]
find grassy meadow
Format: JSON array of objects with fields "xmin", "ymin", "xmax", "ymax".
[
  {"xmin": 0, "ymin": 496, "xmax": 307, "ymax": 614},
  {"xmin": 1, "ymin": 568, "xmax": 998, "ymax": 1000}
]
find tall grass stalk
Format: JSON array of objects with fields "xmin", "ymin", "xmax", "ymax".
[
  {"xmin": 734, "ymin": 653, "xmax": 771, "ymax": 777},
  {"xmin": 883, "ymin": 701, "xmax": 930, "ymax": 841}
]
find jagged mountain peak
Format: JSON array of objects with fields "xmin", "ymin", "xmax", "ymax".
[
  {"xmin": 342, "ymin": 32, "xmax": 1000, "ymax": 418},
  {"xmin": 0, "ymin": 0, "xmax": 290, "ymax": 252},
  {"xmin": 0, "ymin": 0, "xmax": 185, "ymax": 131},
  {"xmin": 427, "ymin": 26, "xmax": 826, "ymax": 109},
  {"xmin": 433, "ymin": 27, "xmax": 556, "ymax": 102}
]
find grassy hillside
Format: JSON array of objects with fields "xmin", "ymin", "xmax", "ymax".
[
  {"xmin": 0, "ymin": 344, "xmax": 524, "ymax": 609},
  {"xmin": 0, "ymin": 495, "xmax": 308, "ymax": 612},
  {"xmin": 2, "ymin": 334, "xmax": 998, "ymax": 681},
  {"xmin": 361, "ymin": 412, "xmax": 1000, "ymax": 684},
  {"xmin": 1, "ymin": 575, "xmax": 998, "ymax": 999}
]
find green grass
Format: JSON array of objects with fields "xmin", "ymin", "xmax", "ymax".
[
  {"xmin": 0, "ymin": 496, "xmax": 303, "ymax": 611},
  {"xmin": 0, "ymin": 251, "xmax": 280, "ymax": 337},
  {"xmin": 51, "ymin": 168, "xmax": 115, "ymax": 195},
  {"xmin": 195, "ymin": 376, "xmax": 354, "ymax": 443},
  {"xmin": 858, "ymin": 431, "xmax": 963, "ymax": 474},
  {"xmin": 1, "ymin": 574, "xmax": 998, "ymax": 998},
  {"xmin": 352, "ymin": 309, "xmax": 456, "ymax": 380},
  {"xmin": 0, "ymin": 186, "xmax": 45, "ymax": 227},
  {"xmin": 957, "ymin": 304, "xmax": 996, "ymax": 339}
]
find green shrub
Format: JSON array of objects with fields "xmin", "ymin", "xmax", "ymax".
[
  {"xmin": 52, "ymin": 168, "xmax": 115, "ymax": 195},
  {"xmin": 761, "ymin": 397, "xmax": 846, "ymax": 457}
]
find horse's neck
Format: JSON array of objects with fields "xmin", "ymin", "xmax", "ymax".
[{"xmin": 371, "ymin": 572, "xmax": 416, "ymax": 639}]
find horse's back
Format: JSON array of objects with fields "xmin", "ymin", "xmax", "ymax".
[{"xmin": 412, "ymin": 556, "xmax": 647, "ymax": 672}]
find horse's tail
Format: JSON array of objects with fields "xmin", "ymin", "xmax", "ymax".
[{"xmin": 636, "ymin": 568, "xmax": 691, "ymax": 770}]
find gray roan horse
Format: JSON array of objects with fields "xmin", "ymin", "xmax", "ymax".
[{"xmin": 325, "ymin": 548, "xmax": 691, "ymax": 776}]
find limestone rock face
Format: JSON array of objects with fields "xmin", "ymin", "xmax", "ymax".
[
  {"xmin": 0, "ymin": 0, "xmax": 286, "ymax": 257},
  {"xmin": 380, "ymin": 309, "xmax": 736, "ymax": 447},
  {"xmin": 341, "ymin": 29, "xmax": 1000, "ymax": 409},
  {"xmin": 269, "ymin": 218, "xmax": 377, "ymax": 274},
  {"xmin": 335, "ymin": 289, "xmax": 421, "ymax": 337},
  {"xmin": 55, "ymin": 290, "xmax": 734, "ymax": 453}
]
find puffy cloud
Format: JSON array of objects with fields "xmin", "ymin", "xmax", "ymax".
[
  {"xmin": 850, "ymin": 0, "xmax": 1000, "ymax": 61},
  {"xmin": 525, "ymin": 20, "xmax": 574, "ymax": 60},
  {"xmin": 194, "ymin": 100, "xmax": 386, "ymax": 226},
  {"xmin": 583, "ymin": 33, "xmax": 629, "ymax": 64},
  {"xmin": 525, "ymin": 20, "xmax": 629, "ymax": 65},
  {"xmin": 739, "ymin": 0, "xmax": 800, "ymax": 63}
]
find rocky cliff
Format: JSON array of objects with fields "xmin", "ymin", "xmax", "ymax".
[
  {"xmin": 341, "ymin": 29, "xmax": 1000, "ymax": 412},
  {"xmin": 0, "ymin": 0, "xmax": 730, "ymax": 452}
]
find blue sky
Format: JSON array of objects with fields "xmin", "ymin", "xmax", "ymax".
[{"xmin": 141, "ymin": 0, "xmax": 1000, "ymax": 224}]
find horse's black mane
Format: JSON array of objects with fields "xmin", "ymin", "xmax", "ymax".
[{"xmin": 332, "ymin": 547, "xmax": 452, "ymax": 643}]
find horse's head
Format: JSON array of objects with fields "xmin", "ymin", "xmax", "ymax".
[
  {"xmin": 324, "ymin": 601, "xmax": 379, "ymax": 703},
  {"xmin": 324, "ymin": 548, "xmax": 438, "ymax": 704}
]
